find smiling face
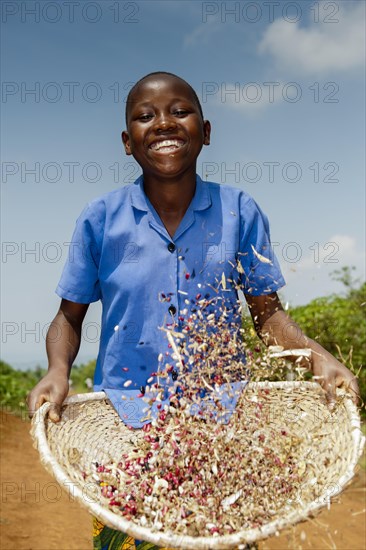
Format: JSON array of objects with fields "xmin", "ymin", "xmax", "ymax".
[{"xmin": 122, "ymin": 75, "xmax": 211, "ymax": 181}]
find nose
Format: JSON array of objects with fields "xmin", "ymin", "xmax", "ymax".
[{"xmin": 154, "ymin": 111, "xmax": 177, "ymax": 133}]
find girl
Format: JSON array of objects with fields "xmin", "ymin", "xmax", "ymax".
[{"xmin": 28, "ymin": 71, "xmax": 359, "ymax": 550}]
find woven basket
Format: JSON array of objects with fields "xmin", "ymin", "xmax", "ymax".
[{"xmin": 31, "ymin": 382, "xmax": 364, "ymax": 549}]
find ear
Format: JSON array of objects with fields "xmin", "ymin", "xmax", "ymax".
[
  {"xmin": 203, "ymin": 120, "xmax": 211, "ymax": 146},
  {"xmin": 121, "ymin": 131, "xmax": 132, "ymax": 155}
]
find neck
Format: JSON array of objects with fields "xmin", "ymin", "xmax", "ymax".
[{"xmin": 143, "ymin": 171, "xmax": 196, "ymax": 216}]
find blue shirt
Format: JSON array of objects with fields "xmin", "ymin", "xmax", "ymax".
[{"xmin": 56, "ymin": 175, "xmax": 285, "ymax": 425}]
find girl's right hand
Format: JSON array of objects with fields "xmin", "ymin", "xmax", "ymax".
[{"xmin": 27, "ymin": 371, "xmax": 69, "ymax": 423}]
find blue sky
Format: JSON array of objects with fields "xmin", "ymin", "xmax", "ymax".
[{"xmin": 1, "ymin": 0, "xmax": 365, "ymax": 368}]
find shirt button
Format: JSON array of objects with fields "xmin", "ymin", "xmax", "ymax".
[
  {"xmin": 167, "ymin": 242, "xmax": 176, "ymax": 253},
  {"xmin": 168, "ymin": 305, "xmax": 177, "ymax": 315}
]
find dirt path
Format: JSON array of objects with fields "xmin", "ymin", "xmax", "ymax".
[{"xmin": 1, "ymin": 411, "xmax": 365, "ymax": 550}]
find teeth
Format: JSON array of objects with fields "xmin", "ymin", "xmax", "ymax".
[{"xmin": 151, "ymin": 139, "xmax": 184, "ymax": 151}]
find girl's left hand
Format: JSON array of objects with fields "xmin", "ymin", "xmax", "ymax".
[{"xmin": 311, "ymin": 352, "xmax": 360, "ymax": 409}]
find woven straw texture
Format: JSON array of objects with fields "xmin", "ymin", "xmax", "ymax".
[{"xmin": 31, "ymin": 382, "xmax": 364, "ymax": 549}]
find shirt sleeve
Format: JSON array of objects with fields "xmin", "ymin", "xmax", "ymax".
[
  {"xmin": 55, "ymin": 203, "xmax": 103, "ymax": 304},
  {"xmin": 239, "ymin": 195, "xmax": 285, "ymax": 296}
]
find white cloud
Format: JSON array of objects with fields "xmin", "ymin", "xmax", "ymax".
[
  {"xmin": 259, "ymin": 2, "xmax": 365, "ymax": 76},
  {"xmin": 286, "ymin": 234, "xmax": 361, "ymax": 271},
  {"xmin": 183, "ymin": 20, "xmax": 222, "ymax": 49}
]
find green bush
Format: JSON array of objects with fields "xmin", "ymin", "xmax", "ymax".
[
  {"xmin": 0, "ymin": 359, "xmax": 97, "ymax": 416},
  {"xmin": 69, "ymin": 359, "xmax": 96, "ymax": 393},
  {"xmin": 0, "ymin": 360, "xmax": 45, "ymax": 417},
  {"xmin": 289, "ymin": 281, "xmax": 366, "ymax": 409}
]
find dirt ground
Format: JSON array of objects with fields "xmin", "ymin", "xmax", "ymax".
[{"xmin": 1, "ymin": 410, "xmax": 365, "ymax": 550}]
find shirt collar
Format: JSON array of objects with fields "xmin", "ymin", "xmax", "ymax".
[{"xmin": 130, "ymin": 174, "xmax": 212, "ymax": 212}]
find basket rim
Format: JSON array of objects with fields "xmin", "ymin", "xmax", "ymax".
[{"xmin": 31, "ymin": 381, "xmax": 365, "ymax": 549}]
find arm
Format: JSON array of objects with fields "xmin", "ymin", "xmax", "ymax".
[
  {"xmin": 245, "ymin": 292, "xmax": 360, "ymax": 408},
  {"xmin": 27, "ymin": 299, "xmax": 89, "ymax": 422}
]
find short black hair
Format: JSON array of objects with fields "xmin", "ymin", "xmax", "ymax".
[{"xmin": 125, "ymin": 71, "xmax": 204, "ymax": 124}]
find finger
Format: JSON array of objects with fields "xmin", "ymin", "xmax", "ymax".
[
  {"xmin": 48, "ymin": 402, "xmax": 62, "ymax": 423},
  {"xmin": 314, "ymin": 374, "xmax": 336, "ymax": 410},
  {"xmin": 341, "ymin": 376, "xmax": 360, "ymax": 406},
  {"xmin": 324, "ymin": 379, "xmax": 337, "ymax": 411},
  {"xmin": 27, "ymin": 393, "xmax": 47, "ymax": 419}
]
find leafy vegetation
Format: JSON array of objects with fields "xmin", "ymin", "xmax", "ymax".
[
  {"xmin": 0, "ymin": 359, "xmax": 96, "ymax": 417},
  {"xmin": 69, "ymin": 359, "xmax": 96, "ymax": 393},
  {"xmin": 290, "ymin": 279, "xmax": 365, "ymax": 406},
  {"xmin": 0, "ymin": 361, "xmax": 46, "ymax": 417}
]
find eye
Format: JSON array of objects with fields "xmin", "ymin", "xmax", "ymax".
[
  {"xmin": 138, "ymin": 113, "xmax": 154, "ymax": 121},
  {"xmin": 174, "ymin": 109, "xmax": 189, "ymax": 117}
]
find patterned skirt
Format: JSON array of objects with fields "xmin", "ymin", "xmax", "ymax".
[
  {"xmin": 92, "ymin": 518, "xmax": 174, "ymax": 550},
  {"xmin": 93, "ymin": 518, "xmax": 258, "ymax": 550}
]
